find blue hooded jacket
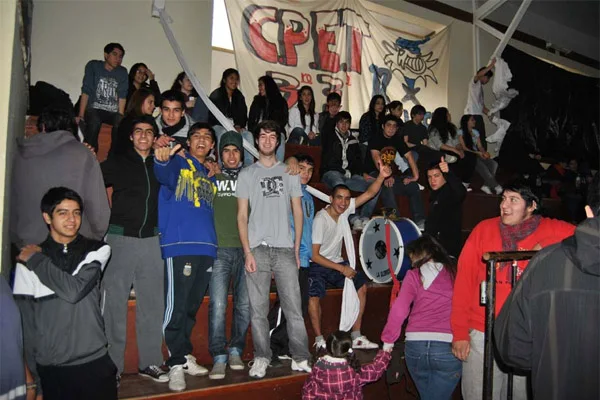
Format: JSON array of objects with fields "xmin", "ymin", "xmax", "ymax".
[
  {"xmin": 290, "ymin": 184, "xmax": 314, "ymax": 268},
  {"xmin": 154, "ymin": 153, "xmax": 217, "ymax": 259}
]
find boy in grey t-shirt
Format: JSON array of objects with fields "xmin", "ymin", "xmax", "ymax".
[{"xmin": 236, "ymin": 120, "xmax": 311, "ymax": 379}]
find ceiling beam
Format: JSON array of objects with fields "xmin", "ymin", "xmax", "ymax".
[
  {"xmin": 491, "ymin": 0, "xmax": 532, "ymax": 58},
  {"xmin": 474, "ymin": 0, "xmax": 508, "ymax": 21}
]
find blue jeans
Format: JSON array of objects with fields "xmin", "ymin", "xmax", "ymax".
[
  {"xmin": 321, "ymin": 170, "xmax": 379, "ymax": 220},
  {"xmin": 405, "ymin": 341, "xmax": 462, "ymax": 400},
  {"xmin": 367, "ymin": 171, "xmax": 425, "ymax": 223},
  {"xmin": 208, "ymin": 248, "xmax": 250, "ymax": 363},
  {"xmin": 213, "ymin": 125, "xmax": 284, "ymax": 166}
]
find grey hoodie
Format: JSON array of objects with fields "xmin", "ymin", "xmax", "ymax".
[
  {"xmin": 495, "ymin": 217, "xmax": 600, "ymax": 400},
  {"xmin": 10, "ymin": 130, "xmax": 110, "ymax": 246}
]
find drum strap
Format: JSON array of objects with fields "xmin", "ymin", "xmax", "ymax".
[{"xmin": 385, "ymin": 222, "xmax": 401, "ymax": 307}]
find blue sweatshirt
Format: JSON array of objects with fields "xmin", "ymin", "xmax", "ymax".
[
  {"xmin": 290, "ymin": 184, "xmax": 314, "ymax": 268},
  {"xmin": 154, "ymin": 154, "xmax": 217, "ymax": 259}
]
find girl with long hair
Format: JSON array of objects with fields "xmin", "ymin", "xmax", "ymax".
[
  {"xmin": 302, "ymin": 330, "xmax": 391, "ymax": 399},
  {"xmin": 428, "ymin": 107, "xmax": 476, "ymax": 188},
  {"xmin": 126, "ymin": 63, "xmax": 160, "ymax": 109},
  {"xmin": 381, "ymin": 235, "xmax": 461, "ymax": 400},
  {"xmin": 458, "ymin": 114, "xmax": 503, "ymax": 194},
  {"xmin": 248, "ymin": 75, "xmax": 288, "ymax": 133},
  {"xmin": 358, "ymin": 95, "xmax": 385, "ymax": 143},
  {"xmin": 110, "ymin": 88, "xmax": 156, "ymax": 155},
  {"xmin": 170, "ymin": 71, "xmax": 199, "ymax": 112},
  {"xmin": 287, "ymin": 85, "xmax": 319, "ymax": 146}
]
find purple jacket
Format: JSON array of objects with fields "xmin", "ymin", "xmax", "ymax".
[{"xmin": 381, "ymin": 263, "xmax": 454, "ymax": 344}]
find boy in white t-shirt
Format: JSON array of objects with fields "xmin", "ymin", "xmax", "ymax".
[
  {"xmin": 464, "ymin": 58, "xmax": 495, "ymax": 148},
  {"xmin": 308, "ymin": 161, "xmax": 391, "ymax": 351}
]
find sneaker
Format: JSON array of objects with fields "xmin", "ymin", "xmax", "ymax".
[
  {"xmin": 139, "ymin": 365, "xmax": 169, "ymax": 383},
  {"xmin": 248, "ymin": 357, "xmax": 269, "ymax": 379},
  {"xmin": 462, "ymin": 182, "xmax": 472, "ymax": 192},
  {"xmin": 352, "ymin": 218, "xmax": 364, "ymax": 231},
  {"xmin": 494, "ymin": 185, "xmax": 503, "ymax": 195},
  {"xmin": 269, "ymin": 357, "xmax": 284, "ymax": 368},
  {"xmin": 291, "ymin": 359, "xmax": 312, "ymax": 373},
  {"xmin": 480, "ymin": 185, "xmax": 493, "ymax": 195},
  {"xmin": 444, "ymin": 154, "xmax": 458, "ymax": 163},
  {"xmin": 168, "ymin": 365, "xmax": 186, "ymax": 392},
  {"xmin": 183, "ymin": 354, "xmax": 208, "ymax": 376},
  {"xmin": 418, "ymin": 183, "xmax": 425, "ymax": 191},
  {"xmin": 415, "ymin": 220, "xmax": 425, "ymax": 231},
  {"xmin": 209, "ymin": 362, "xmax": 226, "ymax": 380},
  {"xmin": 352, "ymin": 336, "xmax": 379, "ymax": 350},
  {"xmin": 229, "ymin": 354, "xmax": 244, "ymax": 370},
  {"xmin": 314, "ymin": 337, "xmax": 326, "ymax": 352},
  {"xmin": 360, "ymin": 217, "xmax": 370, "ymax": 229},
  {"xmin": 277, "ymin": 354, "xmax": 292, "ymax": 360},
  {"xmin": 116, "ymin": 374, "xmax": 121, "ymax": 389}
]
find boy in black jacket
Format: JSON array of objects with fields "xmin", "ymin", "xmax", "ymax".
[{"xmin": 13, "ymin": 187, "xmax": 114, "ymax": 400}]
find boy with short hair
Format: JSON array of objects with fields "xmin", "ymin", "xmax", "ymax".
[
  {"xmin": 318, "ymin": 92, "xmax": 342, "ymax": 135},
  {"xmin": 78, "ymin": 43, "xmax": 128, "ymax": 151},
  {"xmin": 14, "ymin": 187, "xmax": 115, "ymax": 400}
]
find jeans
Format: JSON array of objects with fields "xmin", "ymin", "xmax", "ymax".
[
  {"xmin": 475, "ymin": 157, "xmax": 499, "ymax": 188},
  {"xmin": 405, "ymin": 341, "xmax": 462, "ymax": 400},
  {"xmin": 213, "ymin": 125, "xmax": 284, "ymax": 166},
  {"xmin": 245, "ymin": 245, "xmax": 310, "ymax": 362},
  {"xmin": 462, "ymin": 329, "xmax": 528, "ymax": 400},
  {"xmin": 368, "ymin": 171, "xmax": 425, "ymax": 223},
  {"xmin": 83, "ymin": 108, "xmax": 123, "ymax": 151},
  {"xmin": 288, "ymin": 127, "xmax": 321, "ymax": 146},
  {"xmin": 321, "ymin": 170, "xmax": 379, "ymax": 220},
  {"xmin": 208, "ymin": 248, "xmax": 250, "ymax": 363}
]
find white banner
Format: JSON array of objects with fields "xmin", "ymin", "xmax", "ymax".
[{"xmin": 225, "ymin": 0, "xmax": 449, "ymax": 126}]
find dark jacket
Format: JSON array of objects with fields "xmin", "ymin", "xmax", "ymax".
[
  {"xmin": 208, "ymin": 87, "xmax": 248, "ymax": 128},
  {"xmin": 101, "ymin": 148, "xmax": 159, "ymax": 238},
  {"xmin": 424, "ymin": 171, "xmax": 466, "ymax": 257},
  {"xmin": 14, "ymin": 235, "xmax": 111, "ymax": 386},
  {"xmin": 495, "ymin": 217, "xmax": 600, "ymax": 400},
  {"xmin": 321, "ymin": 129, "xmax": 362, "ymax": 178},
  {"xmin": 358, "ymin": 111, "xmax": 382, "ymax": 143},
  {"xmin": 248, "ymin": 95, "xmax": 288, "ymax": 134},
  {"xmin": 125, "ymin": 80, "xmax": 161, "ymax": 109}
]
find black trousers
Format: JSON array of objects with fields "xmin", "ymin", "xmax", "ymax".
[
  {"xmin": 37, "ymin": 353, "xmax": 117, "ymax": 400},
  {"xmin": 268, "ymin": 267, "xmax": 309, "ymax": 357},
  {"xmin": 163, "ymin": 255, "xmax": 213, "ymax": 367},
  {"xmin": 83, "ymin": 108, "xmax": 123, "ymax": 151},
  {"xmin": 473, "ymin": 114, "xmax": 487, "ymax": 150}
]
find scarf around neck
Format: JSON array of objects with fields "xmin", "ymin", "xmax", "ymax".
[
  {"xmin": 161, "ymin": 116, "xmax": 186, "ymax": 137},
  {"xmin": 222, "ymin": 166, "xmax": 242, "ymax": 180},
  {"xmin": 499, "ymin": 214, "xmax": 541, "ymax": 252}
]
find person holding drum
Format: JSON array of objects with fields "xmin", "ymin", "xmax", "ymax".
[
  {"xmin": 309, "ymin": 159, "xmax": 392, "ymax": 351},
  {"xmin": 425, "ymin": 157, "xmax": 467, "ymax": 258}
]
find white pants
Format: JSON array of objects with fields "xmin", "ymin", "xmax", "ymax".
[{"xmin": 462, "ymin": 329, "xmax": 529, "ymax": 400}]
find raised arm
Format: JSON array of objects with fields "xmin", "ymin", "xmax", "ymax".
[{"xmin": 355, "ymin": 160, "xmax": 391, "ymax": 208}]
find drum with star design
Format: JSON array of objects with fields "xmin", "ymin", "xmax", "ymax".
[{"xmin": 358, "ymin": 217, "xmax": 421, "ymax": 283}]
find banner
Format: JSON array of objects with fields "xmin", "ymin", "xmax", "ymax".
[{"xmin": 225, "ymin": 0, "xmax": 449, "ymax": 126}]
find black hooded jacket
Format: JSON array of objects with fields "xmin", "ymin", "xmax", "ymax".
[{"xmin": 495, "ymin": 217, "xmax": 600, "ymax": 400}]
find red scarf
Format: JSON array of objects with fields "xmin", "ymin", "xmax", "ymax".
[{"xmin": 498, "ymin": 215, "xmax": 541, "ymax": 279}]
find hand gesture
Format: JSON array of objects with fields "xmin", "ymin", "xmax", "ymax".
[
  {"xmin": 341, "ymin": 265, "xmax": 357, "ymax": 279},
  {"xmin": 377, "ymin": 159, "xmax": 392, "ymax": 179},
  {"xmin": 155, "ymin": 143, "xmax": 181, "ymax": 162},
  {"xmin": 204, "ymin": 159, "xmax": 221, "ymax": 177},
  {"xmin": 245, "ymin": 252, "xmax": 257, "ymax": 273},
  {"xmin": 285, "ymin": 157, "xmax": 300, "ymax": 175},
  {"xmin": 146, "ymin": 68, "xmax": 155, "ymax": 80},
  {"xmin": 439, "ymin": 156, "xmax": 449, "ymax": 173},
  {"xmin": 154, "ymin": 135, "xmax": 174, "ymax": 149},
  {"xmin": 452, "ymin": 340, "xmax": 471, "ymax": 361},
  {"xmin": 18, "ymin": 245, "xmax": 42, "ymax": 263}
]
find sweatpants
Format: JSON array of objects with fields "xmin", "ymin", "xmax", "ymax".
[
  {"xmin": 462, "ymin": 329, "xmax": 528, "ymax": 400},
  {"xmin": 37, "ymin": 353, "xmax": 117, "ymax": 400},
  {"xmin": 102, "ymin": 234, "xmax": 164, "ymax": 373},
  {"xmin": 268, "ymin": 267, "xmax": 309, "ymax": 358},
  {"xmin": 163, "ymin": 255, "xmax": 213, "ymax": 367}
]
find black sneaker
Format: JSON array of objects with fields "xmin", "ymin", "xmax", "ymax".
[
  {"xmin": 269, "ymin": 357, "xmax": 284, "ymax": 368},
  {"xmin": 139, "ymin": 365, "xmax": 169, "ymax": 383}
]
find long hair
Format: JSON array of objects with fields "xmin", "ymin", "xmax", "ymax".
[
  {"xmin": 171, "ymin": 71, "xmax": 199, "ymax": 97},
  {"xmin": 325, "ymin": 330, "xmax": 361, "ymax": 373},
  {"xmin": 125, "ymin": 87, "xmax": 154, "ymax": 116},
  {"xmin": 428, "ymin": 107, "xmax": 457, "ymax": 144},
  {"xmin": 406, "ymin": 234, "xmax": 457, "ymax": 282},
  {"xmin": 297, "ymin": 85, "xmax": 315, "ymax": 130},
  {"xmin": 459, "ymin": 114, "xmax": 475, "ymax": 150},
  {"xmin": 368, "ymin": 95, "xmax": 385, "ymax": 117},
  {"xmin": 259, "ymin": 75, "xmax": 285, "ymax": 117},
  {"xmin": 128, "ymin": 62, "xmax": 147, "ymax": 88}
]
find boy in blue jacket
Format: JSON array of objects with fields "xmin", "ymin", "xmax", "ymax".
[
  {"xmin": 269, "ymin": 154, "xmax": 315, "ymax": 362},
  {"xmin": 154, "ymin": 122, "xmax": 217, "ymax": 392}
]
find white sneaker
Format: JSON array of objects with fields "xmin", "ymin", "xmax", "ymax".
[
  {"xmin": 183, "ymin": 354, "xmax": 208, "ymax": 376},
  {"xmin": 494, "ymin": 185, "xmax": 503, "ymax": 195},
  {"xmin": 291, "ymin": 359, "xmax": 312, "ymax": 373},
  {"xmin": 415, "ymin": 219, "xmax": 425, "ymax": 231},
  {"xmin": 360, "ymin": 217, "xmax": 370, "ymax": 229},
  {"xmin": 480, "ymin": 185, "xmax": 493, "ymax": 195},
  {"xmin": 248, "ymin": 357, "xmax": 269, "ymax": 379},
  {"xmin": 462, "ymin": 182, "xmax": 472, "ymax": 192},
  {"xmin": 352, "ymin": 218, "xmax": 364, "ymax": 231},
  {"xmin": 314, "ymin": 337, "xmax": 327, "ymax": 351},
  {"xmin": 168, "ymin": 365, "xmax": 186, "ymax": 392},
  {"xmin": 352, "ymin": 336, "xmax": 379, "ymax": 350},
  {"xmin": 444, "ymin": 154, "xmax": 458, "ymax": 163},
  {"xmin": 418, "ymin": 183, "xmax": 425, "ymax": 191}
]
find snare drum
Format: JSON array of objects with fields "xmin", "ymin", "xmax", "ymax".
[{"xmin": 358, "ymin": 217, "xmax": 421, "ymax": 283}]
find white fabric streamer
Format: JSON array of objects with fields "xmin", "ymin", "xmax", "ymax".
[{"xmin": 487, "ymin": 57, "xmax": 518, "ymax": 152}]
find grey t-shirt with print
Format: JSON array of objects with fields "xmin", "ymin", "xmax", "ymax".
[
  {"xmin": 81, "ymin": 60, "xmax": 128, "ymax": 113},
  {"xmin": 236, "ymin": 161, "xmax": 302, "ymax": 249}
]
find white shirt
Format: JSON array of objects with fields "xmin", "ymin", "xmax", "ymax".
[
  {"xmin": 287, "ymin": 105, "xmax": 319, "ymax": 135},
  {"xmin": 312, "ymin": 199, "xmax": 356, "ymax": 263},
  {"xmin": 464, "ymin": 79, "xmax": 484, "ymax": 115}
]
